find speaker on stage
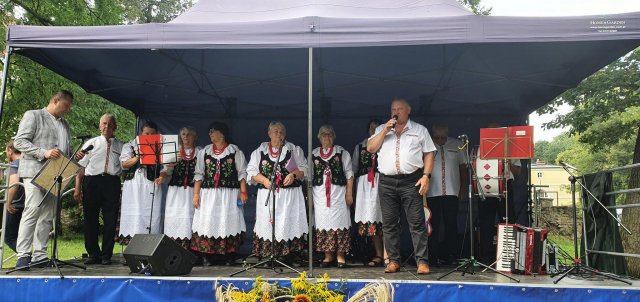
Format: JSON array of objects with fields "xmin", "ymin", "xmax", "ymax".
[{"xmin": 123, "ymin": 234, "xmax": 196, "ymax": 276}]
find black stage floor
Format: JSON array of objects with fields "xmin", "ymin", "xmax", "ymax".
[{"xmin": 4, "ymin": 253, "xmax": 639, "ymax": 288}]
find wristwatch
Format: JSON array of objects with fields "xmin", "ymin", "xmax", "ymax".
[{"xmin": 423, "ymin": 173, "xmax": 431, "ymax": 179}]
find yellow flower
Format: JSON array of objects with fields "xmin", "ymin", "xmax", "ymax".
[{"xmin": 293, "ymin": 294, "xmax": 312, "ymax": 302}]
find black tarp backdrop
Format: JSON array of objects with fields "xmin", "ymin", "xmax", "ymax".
[{"xmin": 581, "ymin": 172, "xmax": 628, "ymax": 276}]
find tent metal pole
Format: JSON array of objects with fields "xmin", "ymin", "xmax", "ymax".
[
  {"xmin": 307, "ymin": 47, "xmax": 314, "ymax": 276},
  {"xmin": 0, "ymin": 45, "xmax": 13, "ymax": 128},
  {"xmin": 0, "ymin": 45, "xmax": 12, "ymax": 268}
]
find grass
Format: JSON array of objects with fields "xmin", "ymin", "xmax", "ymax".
[
  {"xmin": 548, "ymin": 234, "xmax": 577, "ymax": 265},
  {"xmin": 2, "ymin": 233, "xmax": 123, "ymax": 269}
]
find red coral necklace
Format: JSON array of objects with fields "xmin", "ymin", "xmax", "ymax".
[
  {"xmin": 181, "ymin": 146, "xmax": 195, "ymax": 160},
  {"xmin": 268, "ymin": 142, "xmax": 282, "ymax": 158},
  {"xmin": 320, "ymin": 146, "xmax": 333, "ymax": 160},
  {"xmin": 212, "ymin": 143, "xmax": 227, "ymax": 156}
]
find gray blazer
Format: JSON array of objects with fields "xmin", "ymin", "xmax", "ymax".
[{"xmin": 14, "ymin": 108, "xmax": 72, "ymax": 178}]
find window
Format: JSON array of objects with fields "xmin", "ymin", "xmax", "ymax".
[{"xmin": 537, "ymin": 172, "xmax": 543, "ymax": 178}]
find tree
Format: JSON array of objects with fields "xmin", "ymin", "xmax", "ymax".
[
  {"xmin": 457, "ymin": 0, "xmax": 492, "ymax": 15},
  {"xmin": 538, "ymin": 48, "xmax": 640, "ymax": 276},
  {"xmin": 534, "ymin": 133, "xmax": 577, "ymax": 165},
  {"xmin": 0, "ymin": 0, "xmax": 193, "ymax": 232}
]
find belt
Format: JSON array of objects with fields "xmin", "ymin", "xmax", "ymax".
[
  {"xmin": 87, "ymin": 173, "xmax": 118, "ymax": 177},
  {"xmin": 380, "ymin": 169, "xmax": 422, "ymax": 179}
]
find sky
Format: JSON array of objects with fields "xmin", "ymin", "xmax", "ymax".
[{"xmin": 478, "ymin": 0, "xmax": 640, "ymax": 141}]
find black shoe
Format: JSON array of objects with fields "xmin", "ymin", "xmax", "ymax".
[
  {"xmin": 194, "ymin": 256, "xmax": 204, "ymax": 266},
  {"xmin": 32, "ymin": 258, "xmax": 50, "ymax": 268},
  {"xmin": 101, "ymin": 258, "xmax": 112, "ymax": 265},
  {"xmin": 84, "ymin": 257, "xmax": 100, "ymax": 265},
  {"xmin": 320, "ymin": 261, "xmax": 334, "ymax": 268},
  {"xmin": 15, "ymin": 257, "xmax": 30, "ymax": 271},
  {"xmin": 337, "ymin": 262, "xmax": 348, "ymax": 269},
  {"xmin": 121, "ymin": 259, "xmax": 128, "ymax": 266}
]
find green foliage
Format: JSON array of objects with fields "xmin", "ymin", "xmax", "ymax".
[
  {"xmin": 1, "ymin": 0, "xmax": 193, "ymax": 232},
  {"xmin": 538, "ymin": 49, "xmax": 640, "ymax": 148},
  {"xmin": 534, "ymin": 133, "xmax": 576, "ymax": 164},
  {"xmin": 458, "ymin": 0, "xmax": 492, "ymax": 15}
]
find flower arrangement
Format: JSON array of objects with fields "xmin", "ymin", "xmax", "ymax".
[{"xmin": 214, "ymin": 272, "xmax": 394, "ymax": 302}]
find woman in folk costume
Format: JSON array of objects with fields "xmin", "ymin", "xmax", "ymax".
[
  {"xmin": 312, "ymin": 125, "xmax": 354, "ymax": 268},
  {"xmin": 353, "ymin": 119, "xmax": 386, "ymax": 267},
  {"xmin": 118, "ymin": 121, "xmax": 168, "ymax": 245},
  {"xmin": 246, "ymin": 121, "xmax": 308, "ymax": 262},
  {"xmin": 164, "ymin": 126, "xmax": 201, "ymax": 249},
  {"xmin": 191, "ymin": 122, "xmax": 248, "ymax": 265}
]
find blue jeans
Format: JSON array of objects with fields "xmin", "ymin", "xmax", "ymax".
[{"xmin": 379, "ymin": 170, "xmax": 429, "ymax": 264}]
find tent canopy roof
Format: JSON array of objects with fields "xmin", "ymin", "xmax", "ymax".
[{"xmin": 5, "ymin": 0, "xmax": 640, "ymax": 149}]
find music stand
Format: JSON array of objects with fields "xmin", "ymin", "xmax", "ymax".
[
  {"xmin": 478, "ymin": 126, "xmax": 533, "ymax": 273},
  {"xmin": 438, "ymin": 135, "xmax": 519, "ymax": 282},
  {"xmin": 7, "ymin": 147, "xmax": 86, "ymax": 278},
  {"xmin": 135, "ymin": 134, "xmax": 177, "ymax": 234},
  {"xmin": 231, "ymin": 143, "xmax": 300, "ymax": 277}
]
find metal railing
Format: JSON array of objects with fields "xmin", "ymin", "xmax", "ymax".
[{"xmin": 583, "ymin": 162, "xmax": 640, "ymax": 266}]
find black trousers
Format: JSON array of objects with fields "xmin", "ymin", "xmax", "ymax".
[
  {"xmin": 426, "ymin": 195, "xmax": 459, "ymax": 262},
  {"xmin": 379, "ymin": 170, "xmax": 429, "ymax": 264},
  {"xmin": 478, "ymin": 181, "xmax": 515, "ymax": 264},
  {"xmin": 82, "ymin": 175, "xmax": 121, "ymax": 260},
  {"xmin": 4, "ymin": 206, "xmax": 24, "ymax": 252}
]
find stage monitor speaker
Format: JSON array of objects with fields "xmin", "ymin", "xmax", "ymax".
[{"xmin": 123, "ymin": 234, "xmax": 196, "ymax": 276}]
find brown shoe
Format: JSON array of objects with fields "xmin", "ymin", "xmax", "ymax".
[
  {"xmin": 385, "ymin": 261, "xmax": 400, "ymax": 273},
  {"xmin": 417, "ymin": 262, "xmax": 431, "ymax": 275}
]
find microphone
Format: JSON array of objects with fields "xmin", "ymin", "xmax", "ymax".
[
  {"xmin": 75, "ymin": 135, "xmax": 92, "ymax": 140},
  {"xmin": 391, "ymin": 115, "xmax": 398, "ymax": 129},
  {"xmin": 559, "ymin": 161, "xmax": 579, "ymax": 171},
  {"xmin": 80, "ymin": 145, "xmax": 94, "ymax": 153},
  {"xmin": 457, "ymin": 134, "xmax": 468, "ymax": 141}
]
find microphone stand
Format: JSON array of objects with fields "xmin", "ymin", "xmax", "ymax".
[
  {"xmin": 438, "ymin": 135, "xmax": 519, "ymax": 282},
  {"xmin": 231, "ymin": 141, "xmax": 300, "ymax": 276},
  {"xmin": 7, "ymin": 141, "xmax": 88, "ymax": 277},
  {"xmin": 552, "ymin": 162, "xmax": 630, "ymax": 285}
]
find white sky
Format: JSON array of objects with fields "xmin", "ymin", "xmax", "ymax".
[{"xmin": 478, "ymin": 0, "xmax": 640, "ymax": 141}]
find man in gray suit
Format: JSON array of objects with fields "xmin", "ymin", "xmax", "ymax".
[{"xmin": 13, "ymin": 90, "xmax": 73, "ymax": 269}]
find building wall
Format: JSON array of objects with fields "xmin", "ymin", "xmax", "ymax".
[{"xmin": 530, "ymin": 165, "xmax": 579, "ymax": 206}]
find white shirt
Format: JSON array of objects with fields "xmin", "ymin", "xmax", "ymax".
[
  {"xmin": 311, "ymin": 145, "xmax": 354, "ymax": 181},
  {"xmin": 246, "ymin": 141, "xmax": 308, "ymax": 185},
  {"xmin": 193, "ymin": 144, "xmax": 247, "ymax": 182},
  {"xmin": 78, "ymin": 135, "xmax": 124, "ymax": 176},
  {"xmin": 46, "ymin": 110, "xmax": 68, "ymax": 154},
  {"xmin": 507, "ymin": 159, "xmax": 521, "ymax": 181},
  {"xmin": 428, "ymin": 137, "xmax": 467, "ymax": 197},
  {"xmin": 370, "ymin": 119, "xmax": 437, "ymax": 175}
]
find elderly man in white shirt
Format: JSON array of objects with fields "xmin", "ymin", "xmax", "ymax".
[
  {"xmin": 367, "ymin": 98, "xmax": 436, "ymax": 275},
  {"xmin": 74, "ymin": 114, "xmax": 124, "ymax": 265},
  {"xmin": 427, "ymin": 124, "xmax": 468, "ymax": 265}
]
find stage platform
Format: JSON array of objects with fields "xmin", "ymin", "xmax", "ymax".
[{"xmin": 1, "ymin": 254, "xmax": 638, "ymax": 301}]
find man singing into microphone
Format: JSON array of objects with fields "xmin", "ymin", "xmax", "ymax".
[
  {"xmin": 367, "ymin": 98, "xmax": 436, "ymax": 274},
  {"xmin": 13, "ymin": 90, "xmax": 73, "ymax": 269},
  {"xmin": 74, "ymin": 114, "xmax": 124, "ymax": 265}
]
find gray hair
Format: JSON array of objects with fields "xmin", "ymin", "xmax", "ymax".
[
  {"xmin": 268, "ymin": 121, "xmax": 286, "ymax": 133},
  {"xmin": 100, "ymin": 113, "xmax": 117, "ymax": 128},
  {"xmin": 391, "ymin": 97, "xmax": 411, "ymax": 110},
  {"xmin": 317, "ymin": 125, "xmax": 336, "ymax": 140},
  {"xmin": 180, "ymin": 126, "xmax": 198, "ymax": 142}
]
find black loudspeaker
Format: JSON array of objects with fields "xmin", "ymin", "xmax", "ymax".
[{"xmin": 123, "ymin": 234, "xmax": 196, "ymax": 276}]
